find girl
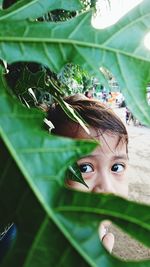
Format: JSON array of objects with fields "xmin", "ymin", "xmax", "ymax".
[{"xmin": 47, "ymin": 94, "xmax": 129, "ymax": 253}]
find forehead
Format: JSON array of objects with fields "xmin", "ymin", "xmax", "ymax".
[
  {"xmin": 59, "ymin": 124, "xmax": 127, "ymax": 156},
  {"xmin": 76, "ymin": 126, "xmax": 127, "ymax": 156},
  {"xmin": 92, "ymin": 132, "xmax": 127, "ymax": 158}
]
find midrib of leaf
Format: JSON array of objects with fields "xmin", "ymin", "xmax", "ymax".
[
  {"xmin": 0, "ymin": 108, "xmax": 42, "ymax": 118},
  {"xmin": 43, "ymin": 42, "xmax": 60, "ymax": 70},
  {"xmin": 0, "ymin": 36, "xmax": 149, "ymax": 63},
  {"xmin": 0, "ymin": 157, "xmax": 12, "ymax": 184},
  {"xmin": 55, "ymin": 206, "xmax": 150, "ymax": 230},
  {"xmin": 56, "ymin": 247, "xmax": 73, "ymax": 267},
  {"xmin": 23, "ymin": 215, "xmax": 49, "ymax": 267},
  {"xmin": 58, "ymin": 43, "xmax": 67, "ymax": 62},
  {"xmin": 18, "ymin": 146, "xmax": 82, "ymax": 153}
]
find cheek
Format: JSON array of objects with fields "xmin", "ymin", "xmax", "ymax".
[
  {"xmin": 66, "ymin": 177, "xmax": 97, "ymax": 192},
  {"xmin": 121, "ymin": 183, "xmax": 129, "ymax": 197},
  {"xmin": 66, "ymin": 180, "xmax": 90, "ymax": 192},
  {"xmin": 114, "ymin": 166, "xmax": 129, "ymax": 197},
  {"xmin": 115, "ymin": 178, "xmax": 129, "ymax": 198},
  {"xmin": 122, "ymin": 171, "xmax": 129, "ymax": 197}
]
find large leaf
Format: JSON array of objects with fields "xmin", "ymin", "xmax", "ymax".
[
  {"xmin": 0, "ymin": 0, "xmax": 150, "ymax": 124},
  {"xmin": 1, "ymin": 68, "xmax": 150, "ymax": 266},
  {"xmin": 0, "ymin": 1, "xmax": 150, "ymax": 266},
  {"xmin": 0, "ymin": 140, "xmax": 89, "ymax": 267}
]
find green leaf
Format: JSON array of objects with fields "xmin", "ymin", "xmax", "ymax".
[
  {"xmin": 0, "ymin": 145, "xmax": 89, "ymax": 267},
  {"xmin": 56, "ymin": 96, "xmax": 90, "ymax": 134},
  {"xmin": 0, "ymin": 0, "xmax": 83, "ymax": 21},
  {"xmin": 1, "ymin": 1, "xmax": 150, "ymax": 266},
  {"xmin": 0, "ymin": 0, "xmax": 150, "ymax": 124},
  {"xmin": 68, "ymin": 163, "xmax": 89, "ymax": 188}
]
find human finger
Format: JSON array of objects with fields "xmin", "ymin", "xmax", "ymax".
[
  {"xmin": 99, "ymin": 222, "xmax": 115, "ymax": 253},
  {"xmin": 102, "ymin": 232, "xmax": 115, "ymax": 253}
]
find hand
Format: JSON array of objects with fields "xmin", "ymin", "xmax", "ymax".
[{"xmin": 99, "ymin": 221, "xmax": 115, "ymax": 253}]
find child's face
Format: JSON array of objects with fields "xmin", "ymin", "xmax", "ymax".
[{"xmin": 67, "ymin": 126, "xmax": 128, "ymax": 198}]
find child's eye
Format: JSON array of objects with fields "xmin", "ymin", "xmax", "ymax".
[
  {"xmin": 111, "ymin": 163, "xmax": 125, "ymax": 173},
  {"xmin": 79, "ymin": 164, "xmax": 93, "ymax": 173}
]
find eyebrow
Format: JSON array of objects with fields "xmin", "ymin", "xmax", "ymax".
[
  {"xmin": 111, "ymin": 155, "xmax": 128, "ymax": 161},
  {"xmin": 79, "ymin": 154, "xmax": 128, "ymax": 161}
]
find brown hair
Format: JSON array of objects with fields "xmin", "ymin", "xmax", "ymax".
[{"xmin": 47, "ymin": 94, "xmax": 128, "ymax": 146}]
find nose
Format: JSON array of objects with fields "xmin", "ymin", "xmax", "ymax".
[{"xmin": 92, "ymin": 171, "xmax": 116, "ymax": 194}]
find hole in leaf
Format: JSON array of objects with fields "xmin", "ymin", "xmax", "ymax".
[
  {"xmin": 110, "ymin": 224, "xmax": 150, "ymax": 261},
  {"xmin": 144, "ymin": 31, "xmax": 150, "ymax": 51},
  {"xmin": 2, "ymin": 61, "xmax": 54, "ymax": 110},
  {"xmin": 2, "ymin": 0, "xmax": 20, "ymax": 9},
  {"xmin": 146, "ymin": 83, "xmax": 150, "ymax": 106}
]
